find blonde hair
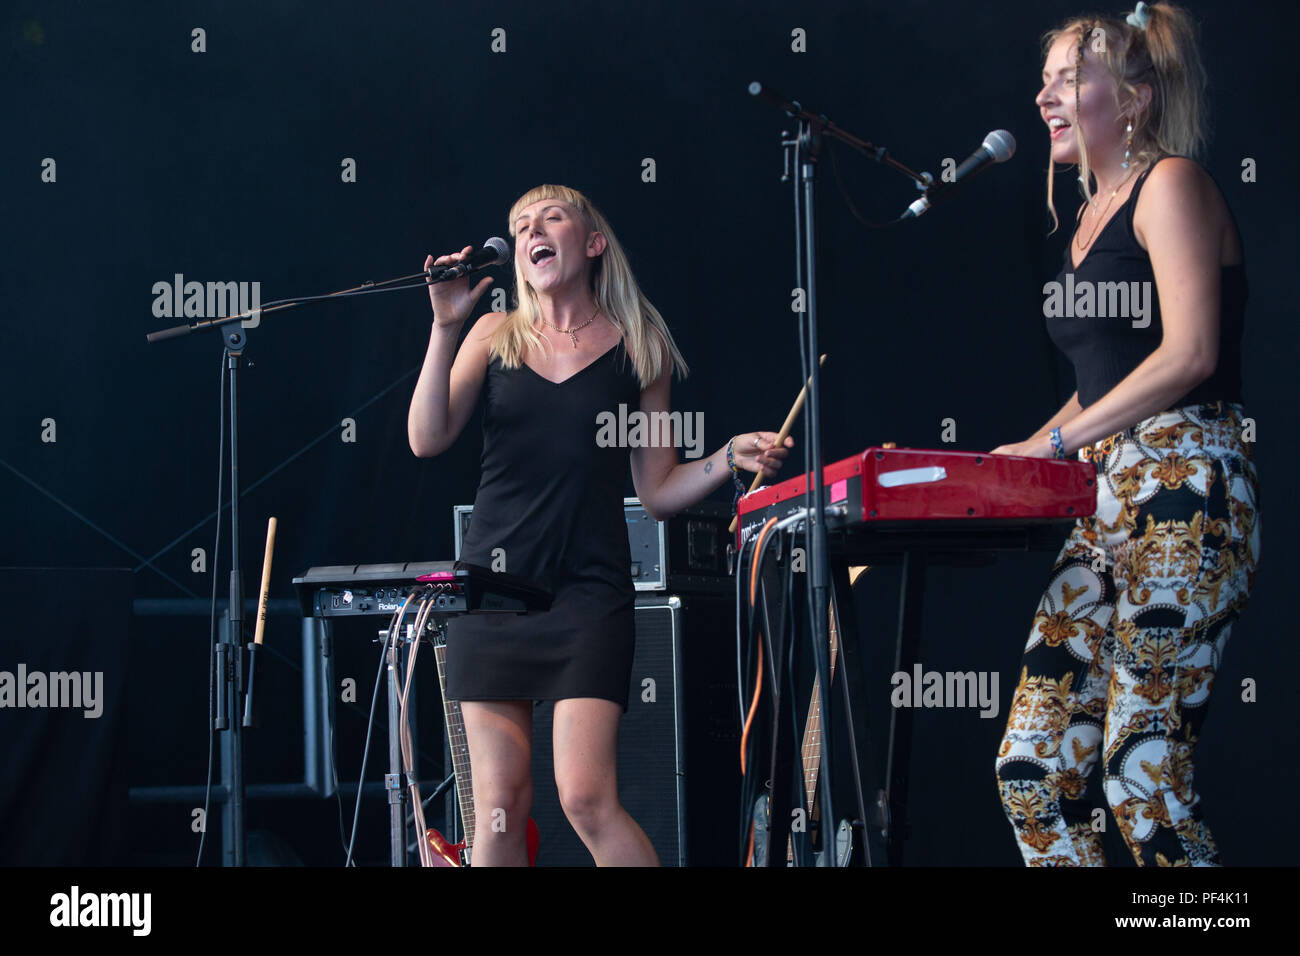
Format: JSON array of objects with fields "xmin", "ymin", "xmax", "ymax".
[
  {"xmin": 489, "ymin": 184, "xmax": 688, "ymax": 388},
  {"xmin": 1043, "ymin": 2, "xmax": 1208, "ymax": 232}
]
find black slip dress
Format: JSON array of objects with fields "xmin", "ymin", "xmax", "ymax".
[{"xmin": 444, "ymin": 337, "xmax": 642, "ymax": 710}]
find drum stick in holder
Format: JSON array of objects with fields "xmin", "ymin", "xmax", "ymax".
[{"xmin": 243, "ymin": 516, "xmax": 277, "ymax": 728}]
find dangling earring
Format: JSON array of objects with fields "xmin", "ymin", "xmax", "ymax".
[{"xmin": 1121, "ymin": 121, "xmax": 1133, "ymax": 170}]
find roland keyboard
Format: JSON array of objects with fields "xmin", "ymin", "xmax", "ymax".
[{"xmin": 293, "ymin": 561, "xmax": 553, "ymax": 618}]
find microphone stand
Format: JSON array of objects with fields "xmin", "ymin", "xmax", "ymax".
[
  {"xmin": 750, "ymin": 81, "xmax": 926, "ymax": 865},
  {"xmin": 217, "ymin": 319, "xmax": 247, "ymax": 867},
  {"xmin": 148, "ymin": 266, "xmax": 471, "ymax": 866}
]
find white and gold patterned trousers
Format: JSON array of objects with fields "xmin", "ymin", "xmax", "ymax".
[{"xmin": 995, "ymin": 402, "xmax": 1259, "ymax": 866}]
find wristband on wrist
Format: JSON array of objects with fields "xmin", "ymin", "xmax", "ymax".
[
  {"xmin": 726, "ymin": 437, "xmax": 746, "ymax": 510},
  {"xmin": 1049, "ymin": 426, "xmax": 1067, "ymax": 460}
]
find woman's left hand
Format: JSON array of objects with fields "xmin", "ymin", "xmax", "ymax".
[
  {"xmin": 990, "ymin": 434, "xmax": 1055, "ymax": 459},
  {"xmin": 732, "ymin": 433, "xmax": 795, "ymax": 479}
]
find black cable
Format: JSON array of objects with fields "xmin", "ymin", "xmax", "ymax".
[
  {"xmin": 735, "ymin": 529, "xmax": 747, "ymax": 723},
  {"xmin": 228, "ymin": 617, "xmax": 441, "ymax": 771},
  {"xmin": 739, "ymin": 529, "xmax": 775, "ymax": 862},
  {"xmin": 344, "ymin": 628, "xmax": 393, "ymax": 867},
  {"xmin": 195, "ymin": 277, "xmax": 440, "ymax": 331},
  {"xmin": 327, "ymin": 625, "xmax": 348, "ymax": 859},
  {"xmin": 196, "ymin": 349, "xmax": 227, "ymax": 867},
  {"xmin": 828, "ymin": 139, "xmax": 912, "ymax": 229},
  {"xmin": 736, "ymin": 533, "xmax": 758, "ymax": 860},
  {"xmin": 793, "ymin": 148, "xmax": 812, "ymax": 512},
  {"xmin": 793, "ymin": 154, "xmax": 819, "ymax": 720},
  {"xmin": 738, "ymin": 728, "xmax": 764, "ymax": 865},
  {"xmin": 741, "ymin": 536, "xmax": 770, "ymax": 863},
  {"xmin": 253, "ymin": 279, "xmax": 435, "ymax": 311},
  {"xmin": 758, "ymin": 523, "xmax": 789, "ymax": 701},
  {"xmin": 782, "ymin": 532, "xmax": 807, "ymax": 867},
  {"xmin": 750, "ymin": 522, "xmax": 787, "ymax": 864}
]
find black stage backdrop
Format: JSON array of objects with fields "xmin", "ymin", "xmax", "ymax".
[{"xmin": 2, "ymin": 0, "xmax": 1295, "ymax": 867}]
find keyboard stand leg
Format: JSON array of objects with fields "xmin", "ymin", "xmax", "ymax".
[
  {"xmin": 884, "ymin": 550, "xmax": 926, "ymax": 866},
  {"xmin": 828, "ymin": 561, "xmax": 877, "ymax": 866}
]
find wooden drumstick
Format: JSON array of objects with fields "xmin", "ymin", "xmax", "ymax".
[
  {"xmin": 253, "ymin": 517, "xmax": 277, "ymax": 645},
  {"xmin": 243, "ymin": 517, "xmax": 277, "ymax": 728},
  {"xmin": 728, "ymin": 354, "xmax": 827, "ymax": 534}
]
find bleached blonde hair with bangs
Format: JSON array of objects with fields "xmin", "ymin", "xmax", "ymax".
[{"xmin": 491, "ymin": 184, "xmax": 688, "ymax": 388}]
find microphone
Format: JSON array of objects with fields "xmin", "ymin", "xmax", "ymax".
[
  {"xmin": 903, "ymin": 129, "xmax": 1016, "ymax": 219},
  {"xmin": 426, "ymin": 237, "xmax": 512, "ymax": 282}
]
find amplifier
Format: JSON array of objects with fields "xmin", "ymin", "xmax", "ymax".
[{"xmin": 453, "ymin": 498, "xmax": 732, "ymax": 594}]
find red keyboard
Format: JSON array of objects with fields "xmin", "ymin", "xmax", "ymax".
[{"xmin": 736, "ymin": 447, "xmax": 1096, "ymax": 551}]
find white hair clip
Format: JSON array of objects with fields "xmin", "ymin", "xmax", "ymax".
[{"xmin": 1126, "ymin": 2, "xmax": 1151, "ymax": 30}]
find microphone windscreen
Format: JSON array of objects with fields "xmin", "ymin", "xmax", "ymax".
[
  {"xmin": 983, "ymin": 129, "xmax": 1016, "ymax": 162},
  {"xmin": 484, "ymin": 236, "xmax": 511, "ymax": 265}
]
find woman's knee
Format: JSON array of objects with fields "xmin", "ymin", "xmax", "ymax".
[
  {"xmin": 472, "ymin": 770, "xmax": 533, "ymax": 823},
  {"xmin": 556, "ymin": 773, "xmax": 617, "ymax": 831}
]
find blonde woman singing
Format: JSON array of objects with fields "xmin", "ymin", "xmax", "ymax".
[{"xmin": 409, "ymin": 185, "xmax": 793, "ymax": 866}]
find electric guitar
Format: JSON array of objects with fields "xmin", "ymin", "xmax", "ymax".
[{"xmin": 427, "ymin": 633, "xmax": 540, "ymax": 866}]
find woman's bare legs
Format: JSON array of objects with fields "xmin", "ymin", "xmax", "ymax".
[
  {"xmin": 460, "ymin": 700, "xmax": 533, "ymax": 866},
  {"xmin": 552, "ymin": 697, "xmax": 659, "ymax": 866}
]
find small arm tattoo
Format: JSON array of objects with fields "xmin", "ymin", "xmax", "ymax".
[{"xmin": 704, "ymin": 460, "xmax": 713, "ymax": 474}]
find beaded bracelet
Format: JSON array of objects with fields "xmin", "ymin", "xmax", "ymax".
[{"xmin": 726, "ymin": 436, "xmax": 747, "ymax": 510}]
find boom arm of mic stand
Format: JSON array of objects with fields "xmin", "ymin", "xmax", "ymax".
[
  {"xmin": 748, "ymin": 80, "xmax": 928, "ymax": 187},
  {"xmin": 143, "ymin": 270, "xmax": 435, "ymax": 343}
]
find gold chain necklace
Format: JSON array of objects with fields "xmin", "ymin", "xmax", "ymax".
[
  {"xmin": 1075, "ymin": 169, "xmax": 1136, "ymax": 253},
  {"xmin": 541, "ymin": 306, "xmax": 600, "ymax": 349}
]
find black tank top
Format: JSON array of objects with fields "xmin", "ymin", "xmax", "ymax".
[{"xmin": 1045, "ymin": 156, "xmax": 1246, "ymax": 409}]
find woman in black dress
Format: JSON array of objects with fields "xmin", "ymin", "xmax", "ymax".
[
  {"xmin": 991, "ymin": 3, "xmax": 1259, "ymax": 865},
  {"xmin": 408, "ymin": 184, "xmax": 793, "ymax": 866}
]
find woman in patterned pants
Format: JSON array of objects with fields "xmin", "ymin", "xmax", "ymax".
[
  {"xmin": 990, "ymin": 4, "xmax": 1260, "ymax": 866},
  {"xmin": 996, "ymin": 405, "xmax": 1258, "ymax": 865}
]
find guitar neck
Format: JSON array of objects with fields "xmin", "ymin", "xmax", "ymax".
[
  {"xmin": 799, "ymin": 599, "xmax": 841, "ymax": 813},
  {"xmin": 433, "ymin": 642, "xmax": 476, "ymax": 850}
]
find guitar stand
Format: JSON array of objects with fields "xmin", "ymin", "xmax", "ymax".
[
  {"xmin": 405, "ymin": 772, "xmax": 457, "ymax": 856},
  {"xmin": 379, "ymin": 618, "xmax": 445, "ymax": 868},
  {"xmin": 379, "ymin": 622, "xmax": 413, "ymax": 867}
]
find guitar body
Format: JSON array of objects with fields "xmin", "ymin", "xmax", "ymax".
[
  {"xmin": 747, "ymin": 794, "xmax": 771, "ymax": 867},
  {"xmin": 427, "ymin": 817, "xmax": 540, "ymax": 867},
  {"xmin": 813, "ymin": 817, "xmax": 856, "ymax": 867},
  {"xmin": 425, "ymin": 828, "xmax": 466, "ymax": 867}
]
